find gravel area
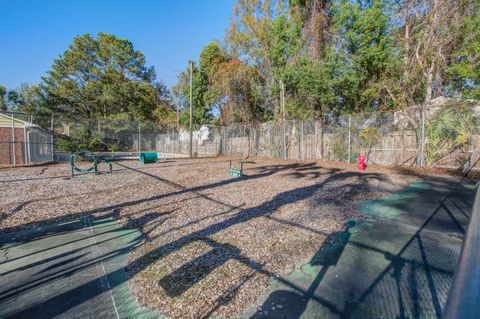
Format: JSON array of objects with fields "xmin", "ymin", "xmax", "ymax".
[{"xmin": 0, "ymin": 157, "xmax": 421, "ymax": 318}]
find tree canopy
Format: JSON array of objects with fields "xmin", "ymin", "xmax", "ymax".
[
  {"xmin": 3, "ymin": 1, "xmax": 479, "ymax": 128},
  {"xmin": 173, "ymin": 0, "xmax": 480, "ymax": 126}
]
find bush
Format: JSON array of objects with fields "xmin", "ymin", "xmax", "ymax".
[
  {"xmin": 425, "ymin": 106, "xmax": 475, "ymax": 167},
  {"xmin": 359, "ymin": 127, "xmax": 379, "ymax": 161},
  {"xmin": 57, "ymin": 127, "xmax": 103, "ymax": 153}
]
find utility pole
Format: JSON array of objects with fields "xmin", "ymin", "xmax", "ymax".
[{"xmin": 189, "ymin": 60, "xmax": 194, "ymax": 158}]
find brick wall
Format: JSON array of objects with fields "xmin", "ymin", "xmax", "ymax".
[{"xmin": 0, "ymin": 127, "xmax": 25, "ymax": 166}]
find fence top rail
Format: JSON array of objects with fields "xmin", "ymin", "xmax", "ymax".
[
  {"xmin": 443, "ymin": 182, "xmax": 480, "ymax": 319},
  {"xmin": 0, "ymin": 110, "xmax": 54, "ymax": 116}
]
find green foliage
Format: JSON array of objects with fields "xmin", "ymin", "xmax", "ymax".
[
  {"xmin": 332, "ymin": 0, "xmax": 400, "ymax": 112},
  {"xmin": 41, "ymin": 33, "xmax": 159, "ymax": 121},
  {"xmin": 268, "ymin": 14, "xmax": 304, "ymax": 77},
  {"xmin": 332, "ymin": 129, "xmax": 348, "ymax": 162},
  {"xmin": 0, "ymin": 85, "xmax": 6, "ymax": 111},
  {"xmin": 448, "ymin": 11, "xmax": 480, "ymax": 99},
  {"xmin": 212, "ymin": 59, "xmax": 266, "ymax": 124},
  {"xmin": 57, "ymin": 127, "xmax": 102, "ymax": 153},
  {"xmin": 177, "ymin": 63, "xmax": 213, "ymax": 129},
  {"xmin": 424, "ymin": 105, "xmax": 476, "ymax": 167},
  {"xmin": 200, "ymin": 42, "xmax": 230, "ymax": 82},
  {"xmin": 359, "ymin": 127, "xmax": 379, "ymax": 161},
  {"xmin": 359, "ymin": 127, "xmax": 379, "ymax": 149}
]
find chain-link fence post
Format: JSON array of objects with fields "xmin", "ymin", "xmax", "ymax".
[
  {"xmin": 283, "ymin": 120, "xmax": 287, "ymax": 159},
  {"xmin": 23, "ymin": 119, "xmax": 28, "ymax": 165},
  {"xmin": 137, "ymin": 122, "xmax": 141, "ymax": 156},
  {"xmin": 347, "ymin": 115, "xmax": 352, "ymax": 163},
  {"xmin": 300, "ymin": 121, "xmax": 304, "ymax": 160},
  {"xmin": 420, "ymin": 105, "xmax": 426, "ymax": 167},
  {"xmin": 11, "ymin": 113, "xmax": 16, "ymax": 166},
  {"xmin": 171, "ymin": 128, "xmax": 175, "ymax": 158},
  {"xmin": 51, "ymin": 115, "xmax": 55, "ymax": 163}
]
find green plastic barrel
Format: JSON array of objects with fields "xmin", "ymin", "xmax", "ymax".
[{"xmin": 139, "ymin": 152, "xmax": 158, "ymax": 164}]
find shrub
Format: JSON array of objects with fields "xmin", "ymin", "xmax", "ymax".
[{"xmin": 57, "ymin": 127, "xmax": 103, "ymax": 153}]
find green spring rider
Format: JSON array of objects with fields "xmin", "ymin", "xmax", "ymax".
[{"xmin": 70, "ymin": 150, "xmax": 112, "ymax": 178}]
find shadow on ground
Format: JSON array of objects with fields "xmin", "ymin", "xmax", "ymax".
[
  {"xmin": 0, "ymin": 160, "xmax": 473, "ymax": 319},
  {"xmin": 244, "ymin": 178, "xmax": 474, "ymax": 319}
]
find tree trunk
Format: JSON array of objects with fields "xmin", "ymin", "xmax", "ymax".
[
  {"xmin": 403, "ymin": 0, "xmax": 413, "ymax": 81},
  {"xmin": 304, "ymin": 0, "xmax": 331, "ymax": 61},
  {"xmin": 425, "ymin": 63, "xmax": 434, "ymax": 104},
  {"xmin": 425, "ymin": 0, "xmax": 439, "ymax": 104}
]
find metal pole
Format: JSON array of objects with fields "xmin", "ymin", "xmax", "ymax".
[
  {"xmin": 176, "ymin": 102, "xmax": 179, "ymax": 130},
  {"xmin": 138, "ymin": 122, "xmax": 141, "ymax": 156},
  {"xmin": 297, "ymin": 120, "xmax": 300, "ymax": 160},
  {"xmin": 348, "ymin": 115, "xmax": 352, "ymax": 163},
  {"xmin": 281, "ymin": 80, "xmax": 286, "ymax": 159},
  {"xmin": 171, "ymin": 128, "xmax": 175, "ymax": 158},
  {"xmin": 11, "ymin": 113, "xmax": 16, "ymax": 166},
  {"xmin": 420, "ymin": 106, "xmax": 426, "ymax": 167},
  {"xmin": 51, "ymin": 116, "xmax": 55, "ymax": 163},
  {"xmin": 23, "ymin": 125, "xmax": 27, "ymax": 165},
  {"xmin": 443, "ymin": 184, "xmax": 480, "ymax": 319},
  {"xmin": 301, "ymin": 121, "xmax": 304, "ymax": 160},
  {"xmin": 189, "ymin": 60, "xmax": 194, "ymax": 158}
]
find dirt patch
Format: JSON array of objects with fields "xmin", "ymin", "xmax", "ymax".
[{"xmin": 1, "ymin": 157, "xmax": 422, "ymax": 318}]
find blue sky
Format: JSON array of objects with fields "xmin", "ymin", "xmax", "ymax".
[{"xmin": 0, "ymin": 0, "xmax": 236, "ymax": 89}]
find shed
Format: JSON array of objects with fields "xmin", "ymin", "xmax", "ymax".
[{"xmin": 0, "ymin": 113, "xmax": 52, "ymax": 166}]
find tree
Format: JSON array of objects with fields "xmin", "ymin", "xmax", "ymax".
[
  {"xmin": 0, "ymin": 86, "xmax": 6, "ymax": 111},
  {"xmin": 212, "ymin": 59, "xmax": 266, "ymax": 124},
  {"xmin": 290, "ymin": 0, "xmax": 332, "ymax": 61},
  {"xmin": 15, "ymin": 84, "xmax": 46, "ymax": 114},
  {"xmin": 398, "ymin": 0, "xmax": 476, "ymax": 105},
  {"xmin": 226, "ymin": 0, "xmax": 288, "ymax": 87},
  {"xmin": 174, "ymin": 62, "xmax": 213, "ymax": 129},
  {"xmin": 152, "ymin": 81, "xmax": 177, "ymax": 126},
  {"xmin": 41, "ymin": 33, "xmax": 158, "ymax": 121},
  {"xmin": 6, "ymin": 90, "xmax": 21, "ymax": 110},
  {"xmin": 332, "ymin": 0, "xmax": 401, "ymax": 112},
  {"xmin": 447, "ymin": 1, "xmax": 480, "ymax": 99},
  {"xmin": 200, "ymin": 42, "xmax": 230, "ymax": 82}
]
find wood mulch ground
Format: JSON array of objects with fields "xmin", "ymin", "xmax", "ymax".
[{"xmin": 1, "ymin": 156, "xmax": 455, "ymax": 318}]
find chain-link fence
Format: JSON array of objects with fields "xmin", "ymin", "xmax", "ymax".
[
  {"xmin": 2, "ymin": 101, "xmax": 479, "ymax": 170},
  {"xmin": 0, "ymin": 112, "xmax": 223, "ymax": 167},
  {"xmin": 219, "ymin": 102, "xmax": 480, "ymax": 171},
  {"xmin": 58, "ymin": 118, "xmax": 222, "ymax": 160},
  {"xmin": 0, "ymin": 111, "xmax": 54, "ymax": 166}
]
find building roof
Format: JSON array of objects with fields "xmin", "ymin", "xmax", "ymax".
[{"xmin": 0, "ymin": 113, "xmax": 33, "ymax": 128}]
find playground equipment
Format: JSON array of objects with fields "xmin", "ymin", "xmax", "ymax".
[
  {"xmin": 70, "ymin": 150, "xmax": 112, "ymax": 178},
  {"xmin": 139, "ymin": 152, "xmax": 158, "ymax": 164},
  {"xmin": 229, "ymin": 159, "xmax": 255, "ymax": 177}
]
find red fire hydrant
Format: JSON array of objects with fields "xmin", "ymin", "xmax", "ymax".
[{"xmin": 358, "ymin": 154, "xmax": 366, "ymax": 172}]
